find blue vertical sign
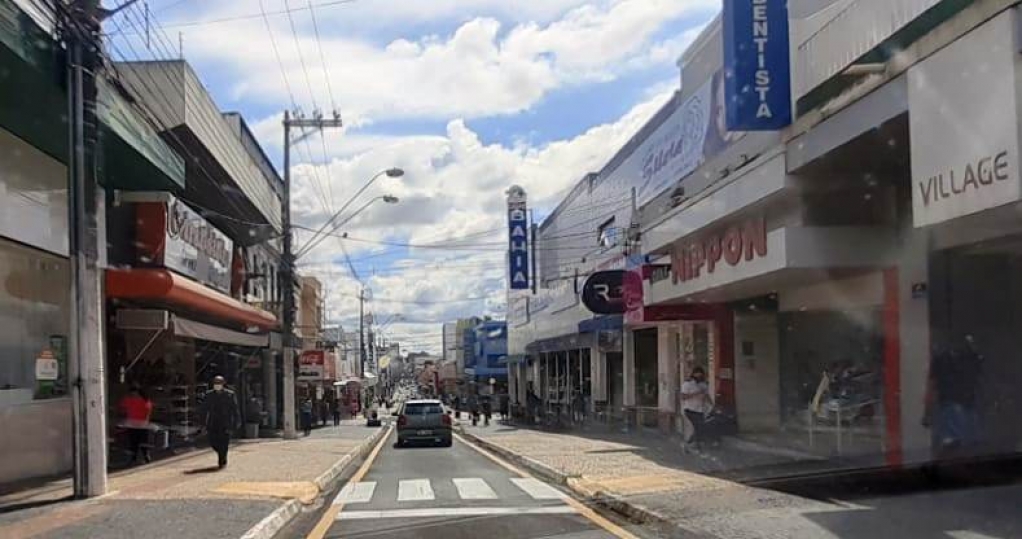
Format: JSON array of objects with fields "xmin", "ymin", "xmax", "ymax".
[
  {"xmin": 507, "ymin": 186, "xmax": 530, "ymax": 290},
  {"xmin": 723, "ymin": 0, "xmax": 792, "ymax": 131}
]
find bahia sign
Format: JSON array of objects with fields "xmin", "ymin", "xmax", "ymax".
[
  {"xmin": 723, "ymin": 0, "xmax": 792, "ymax": 131},
  {"xmin": 507, "ymin": 185, "xmax": 530, "ymax": 290}
]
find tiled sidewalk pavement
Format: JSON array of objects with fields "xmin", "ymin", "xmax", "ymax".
[
  {"xmin": 460, "ymin": 422, "xmax": 1022, "ymax": 538},
  {"xmin": 0, "ymin": 420, "xmax": 388, "ymax": 539},
  {"xmin": 457, "ymin": 422, "xmax": 867, "ymax": 538}
]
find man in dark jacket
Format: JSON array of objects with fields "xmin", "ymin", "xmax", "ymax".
[{"xmin": 204, "ymin": 375, "xmax": 239, "ymax": 469}]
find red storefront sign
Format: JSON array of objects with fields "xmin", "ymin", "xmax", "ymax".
[
  {"xmin": 624, "ymin": 264, "xmax": 719, "ymax": 324},
  {"xmin": 671, "ymin": 217, "xmax": 767, "ymax": 284},
  {"xmin": 298, "ymin": 350, "xmax": 326, "ymax": 381}
]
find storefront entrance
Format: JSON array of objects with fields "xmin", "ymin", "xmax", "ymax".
[{"xmin": 930, "ymin": 246, "xmax": 1022, "ymax": 455}]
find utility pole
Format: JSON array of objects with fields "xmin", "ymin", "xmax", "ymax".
[
  {"xmin": 63, "ymin": 0, "xmax": 108, "ymax": 498},
  {"xmin": 358, "ymin": 287, "xmax": 365, "ymax": 378},
  {"xmin": 281, "ymin": 109, "xmax": 343, "ymax": 439}
]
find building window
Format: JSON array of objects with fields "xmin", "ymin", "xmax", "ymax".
[
  {"xmin": 0, "ymin": 238, "xmax": 70, "ymax": 405},
  {"xmin": 597, "ymin": 217, "xmax": 620, "ymax": 248}
]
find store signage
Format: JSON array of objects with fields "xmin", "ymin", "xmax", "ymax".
[
  {"xmin": 35, "ymin": 350, "xmax": 58, "ymax": 381},
  {"xmin": 581, "ymin": 270, "xmax": 627, "ymax": 314},
  {"xmin": 723, "ymin": 0, "xmax": 792, "ymax": 130},
  {"xmin": 507, "ymin": 186, "xmax": 530, "ymax": 290},
  {"xmin": 136, "ymin": 195, "xmax": 234, "ymax": 293},
  {"xmin": 631, "ymin": 73, "xmax": 741, "ymax": 208},
  {"xmin": 298, "ymin": 350, "xmax": 325, "ymax": 381},
  {"xmin": 671, "ymin": 217, "xmax": 767, "ymax": 283},
  {"xmin": 909, "ymin": 11, "xmax": 1021, "ymax": 227},
  {"xmin": 649, "ymin": 265, "xmax": 672, "ymax": 284}
]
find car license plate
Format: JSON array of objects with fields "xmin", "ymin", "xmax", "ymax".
[{"xmin": 416, "ymin": 429, "xmax": 431, "ymax": 436}]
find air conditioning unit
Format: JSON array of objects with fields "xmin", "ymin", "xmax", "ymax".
[{"xmin": 116, "ymin": 309, "xmax": 170, "ymax": 330}]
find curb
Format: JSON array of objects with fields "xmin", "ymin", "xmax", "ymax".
[
  {"xmin": 313, "ymin": 425, "xmax": 391, "ymax": 492},
  {"xmin": 239, "ymin": 425, "xmax": 391, "ymax": 539},
  {"xmin": 458, "ymin": 430, "xmax": 572, "ymax": 485},
  {"xmin": 239, "ymin": 499, "xmax": 302, "ymax": 539},
  {"xmin": 459, "ymin": 429, "xmax": 707, "ymax": 538}
]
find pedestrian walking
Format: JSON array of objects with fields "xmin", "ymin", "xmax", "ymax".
[
  {"xmin": 572, "ymin": 391, "xmax": 587, "ymax": 427},
  {"xmin": 202, "ymin": 375, "xmax": 239, "ymax": 469},
  {"xmin": 319, "ymin": 399, "xmax": 329, "ymax": 427},
  {"xmin": 923, "ymin": 335, "xmax": 984, "ymax": 460},
  {"xmin": 482, "ymin": 395, "xmax": 492, "ymax": 426},
  {"xmin": 119, "ymin": 384, "xmax": 153, "ymax": 464},
  {"xmin": 300, "ymin": 397, "xmax": 314, "ymax": 436},
  {"xmin": 681, "ymin": 367, "xmax": 711, "ymax": 451},
  {"xmin": 331, "ymin": 399, "xmax": 341, "ymax": 426}
]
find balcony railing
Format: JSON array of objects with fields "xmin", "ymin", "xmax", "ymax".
[{"xmin": 794, "ymin": 0, "xmax": 946, "ymax": 102}]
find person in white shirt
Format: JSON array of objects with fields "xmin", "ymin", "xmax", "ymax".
[{"xmin": 680, "ymin": 367, "xmax": 711, "ymax": 449}]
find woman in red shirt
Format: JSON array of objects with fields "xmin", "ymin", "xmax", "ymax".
[{"xmin": 120, "ymin": 384, "xmax": 153, "ymax": 464}]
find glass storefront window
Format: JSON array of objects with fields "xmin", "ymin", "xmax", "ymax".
[{"xmin": 0, "ymin": 238, "xmax": 70, "ymax": 405}]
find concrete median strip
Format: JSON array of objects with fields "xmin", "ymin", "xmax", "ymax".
[{"xmin": 237, "ymin": 425, "xmax": 392, "ymax": 539}]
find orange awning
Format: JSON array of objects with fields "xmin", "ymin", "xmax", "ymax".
[{"xmin": 106, "ymin": 268, "xmax": 278, "ymax": 331}]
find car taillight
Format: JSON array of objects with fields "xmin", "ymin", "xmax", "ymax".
[
  {"xmin": 442, "ymin": 413, "xmax": 452, "ymax": 426},
  {"xmin": 397, "ymin": 415, "xmax": 408, "ymax": 427}
]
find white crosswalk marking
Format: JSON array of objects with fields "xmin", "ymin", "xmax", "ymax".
[
  {"xmin": 398, "ymin": 479, "xmax": 435, "ymax": 501},
  {"xmin": 510, "ymin": 477, "xmax": 566, "ymax": 500},
  {"xmin": 337, "ymin": 506, "xmax": 577, "ymax": 520},
  {"xmin": 452, "ymin": 478, "xmax": 498, "ymax": 500},
  {"xmin": 334, "ymin": 481, "xmax": 376, "ymax": 504}
]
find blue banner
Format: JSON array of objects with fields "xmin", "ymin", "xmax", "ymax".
[
  {"xmin": 723, "ymin": 0, "xmax": 792, "ymax": 131},
  {"xmin": 508, "ymin": 201, "xmax": 530, "ymax": 289}
]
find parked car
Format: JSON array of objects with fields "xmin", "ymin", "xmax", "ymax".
[{"xmin": 394, "ymin": 399, "xmax": 452, "ymax": 447}]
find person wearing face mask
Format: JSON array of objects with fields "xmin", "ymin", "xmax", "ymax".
[
  {"xmin": 203, "ymin": 375, "xmax": 239, "ymax": 469},
  {"xmin": 680, "ymin": 367, "xmax": 711, "ymax": 451}
]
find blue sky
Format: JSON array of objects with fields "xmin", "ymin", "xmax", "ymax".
[{"xmin": 116, "ymin": 0, "xmax": 719, "ymax": 352}]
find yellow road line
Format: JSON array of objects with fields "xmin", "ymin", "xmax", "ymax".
[
  {"xmin": 306, "ymin": 426, "xmax": 393, "ymax": 539},
  {"xmin": 455, "ymin": 433, "xmax": 640, "ymax": 539}
]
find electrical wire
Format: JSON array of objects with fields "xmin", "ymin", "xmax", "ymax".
[
  {"xmin": 258, "ymin": 0, "xmax": 298, "ymax": 109},
  {"xmin": 120, "ymin": 0, "xmax": 359, "ymax": 31}
]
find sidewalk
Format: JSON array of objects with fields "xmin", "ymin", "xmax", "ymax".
[
  {"xmin": 458, "ymin": 421, "xmax": 1022, "ymax": 538},
  {"xmin": 0, "ymin": 420, "xmax": 388, "ymax": 539}
]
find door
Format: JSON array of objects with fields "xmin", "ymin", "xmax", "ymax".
[{"xmin": 734, "ymin": 313, "xmax": 780, "ymax": 431}]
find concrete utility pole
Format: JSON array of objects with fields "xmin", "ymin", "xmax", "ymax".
[
  {"xmin": 281, "ymin": 110, "xmax": 343, "ymax": 439},
  {"xmin": 63, "ymin": 0, "xmax": 122, "ymax": 498},
  {"xmin": 358, "ymin": 288, "xmax": 365, "ymax": 377}
]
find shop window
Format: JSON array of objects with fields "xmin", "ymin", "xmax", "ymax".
[
  {"xmin": 0, "ymin": 238, "xmax": 70, "ymax": 406},
  {"xmin": 597, "ymin": 217, "xmax": 620, "ymax": 249}
]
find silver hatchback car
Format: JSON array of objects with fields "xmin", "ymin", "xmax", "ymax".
[{"xmin": 395, "ymin": 399, "xmax": 453, "ymax": 447}]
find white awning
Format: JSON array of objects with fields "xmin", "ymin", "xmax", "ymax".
[{"xmin": 172, "ymin": 315, "xmax": 269, "ymax": 347}]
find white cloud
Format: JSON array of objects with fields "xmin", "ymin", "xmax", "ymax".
[
  {"xmin": 145, "ymin": 0, "xmax": 715, "ymax": 123},
  {"xmin": 291, "ymin": 86, "xmax": 674, "ymax": 352}
]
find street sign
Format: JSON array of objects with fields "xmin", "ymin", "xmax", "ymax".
[{"xmin": 581, "ymin": 270, "xmax": 627, "ymax": 314}]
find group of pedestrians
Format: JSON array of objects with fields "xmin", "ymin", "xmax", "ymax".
[{"xmin": 300, "ymin": 397, "xmax": 347, "ymax": 435}]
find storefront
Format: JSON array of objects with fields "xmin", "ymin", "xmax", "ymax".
[
  {"xmin": 105, "ymin": 193, "xmax": 277, "ymax": 461},
  {"xmin": 640, "ymin": 139, "xmax": 902, "ymax": 460},
  {"xmin": 0, "ymin": 123, "xmax": 72, "ymax": 488},
  {"xmin": 904, "ymin": 8, "xmax": 1022, "ymax": 459}
]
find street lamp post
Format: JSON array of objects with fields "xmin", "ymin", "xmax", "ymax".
[{"xmin": 281, "ymin": 153, "xmax": 401, "ymax": 439}]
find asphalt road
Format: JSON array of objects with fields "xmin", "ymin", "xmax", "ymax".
[{"xmin": 283, "ymin": 427, "xmax": 639, "ymax": 539}]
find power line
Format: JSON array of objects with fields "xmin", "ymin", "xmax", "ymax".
[
  {"xmin": 283, "ymin": 0, "xmax": 319, "ymax": 111},
  {"xmin": 306, "ymin": 0, "xmax": 337, "ymax": 112},
  {"xmin": 119, "ymin": 0, "xmax": 359, "ymax": 31},
  {"xmin": 258, "ymin": 0, "xmax": 297, "ymax": 108}
]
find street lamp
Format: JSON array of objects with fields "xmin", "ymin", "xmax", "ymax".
[
  {"xmin": 297, "ymin": 195, "xmax": 399, "ymax": 258},
  {"xmin": 295, "ymin": 167, "xmax": 404, "ymax": 257}
]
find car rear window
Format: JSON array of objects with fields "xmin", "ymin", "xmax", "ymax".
[{"xmin": 404, "ymin": 403, "xmax": 443, "ymax": 415}]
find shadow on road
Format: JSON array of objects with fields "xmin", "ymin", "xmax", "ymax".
[{"xmin": 183, "ymin": 466, "xmax": 221, "ymax": 475}]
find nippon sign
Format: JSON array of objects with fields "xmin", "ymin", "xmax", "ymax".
[
  {"xmin": 723, "ymin": 0, "xmax": 792, "ymax": 130},
  {"xmin": 507, "ymin": 186, "xmax": 530, "ymax": 290},
  {"xmin": 135, "ymin": 194, "xmax": 234, "ymax": 292},
  {"xmin": 910, "ymin": 10, "xmax": 1021, "ymax": 227},
  {"xmin": 671, "ymin": 217, "xmax": 768, "ymax": 283}
]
